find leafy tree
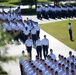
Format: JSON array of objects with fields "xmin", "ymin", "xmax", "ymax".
[
  {"xmin": 0, "ymin": 22, "xmax": 16, "ymax": 75},
  {"xmin": 0, "ymin": 0, "xmax": 8, "ymax": 2},
  {"xmin": 21, "ymin": 0, "xmax": 37, "ymax": 9}
]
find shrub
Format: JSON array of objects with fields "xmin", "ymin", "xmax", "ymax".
[{"xmin": 21, "ymin": 8, "xmax": 36, "ymax": 15}]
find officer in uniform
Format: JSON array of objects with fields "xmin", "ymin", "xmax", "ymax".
[
  {"xmin": 61, "ymin": 5, "xmax": 65, "ymax": 18},
  {"xmin": 48, "ymin": 4, "xmax": 52, "ymax": 18},
  {"xmin": 26, "ymin": 22, "xmax": 31, "ymax": 37},
  {"xmin": 11, "ymin": 21, "xmax": 20, "ymax": 42},
  {"xmin": 52, "ymin": 6, "xmax": 56, "ymax": 19},
  {"xmin": 36, "ymin": 37, "xmax": 42, "ymax": 59},
  {"xmin": 31, "ymin": 26, "xmax": 37, "ymax": 45},
  {"xmin": 45, "ymin": 5, "xmax": 49, "ymax": 19},
  {"xmin": 11, "ymin": 12, "xmax": 15, "ymax": 20},
  {"xmin": 36, "ymin": 6, "xmax": 42, "ymax": 20},
  {"xmin": 5, "ymin": 21, "xmax": 12, "ymax": 34},
  {"xmin": 16, "ymin": 6, "xmax": 21, "ymax": 15},
  {"xmin": 65, "ymin": 6, "xmax": 68, "ymax": 18},
  {"xmin": 17, "ymin": 21, "xmax": 24, "ymax": 43},
  {"xmin": 68, "ymin": 5, "xmax": 72, "ymax": 18},
  {"xmin": 42, "ymin": 35, "xmax": 49, "ymax": 59},
  {"xmin": 41, "ymin": 4, "xmax": 46, "ymax": 18},
  {"xmin": 25, "ymin": 36, "xmax": 33, "ymax": 60},
  {"xmin": 70, "ymin": 5, "xmax": 73, "ymax": 18},
  {"xmin": 68, "ymin": 23, "xmax": 73, "ymax": 41},
  {"xmin": 62, "ymin": 5, "xmax": 66, "ymax": 18},
  {"xmin": 34, "ymin": 22, "xmax": 40, "ymax": 39},
  {"xmin": 7, "ymin": 13, "xmax": 12, "ymax": 21},
  {"xmin": 73, "ymin": 5, "xmax": 76, "ymax": 17},
  {"xmin": 56, "ymin": 6, "xmax": 61, "ymax": 18},
  {"xmin": 23, "ymin": 27, "xmax": 30, "ymax": 42}
]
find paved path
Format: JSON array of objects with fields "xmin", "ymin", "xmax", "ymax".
[{"xmin": 1, "ymin": 15, "xmax": 76, "ymax": 75}]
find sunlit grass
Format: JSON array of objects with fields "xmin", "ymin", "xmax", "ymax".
[
  {"xmin": 40, "ymin": 19, "xmax": 76, "ymax": 51},
  {"xmin": 0, "ymin": 0, "xmax": 49, "ymax": 6}
]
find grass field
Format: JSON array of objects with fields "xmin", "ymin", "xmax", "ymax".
[
  {"xmin": 40, "ymin": 19, "xmax": 76, "ymax": 51},
  {"xmin": 0, "ymin": 0, "xmax": 19, "ymax": 6},
  {"xmin": 0, "ymin": 0, "xmax": 49, "ymax": 6}
]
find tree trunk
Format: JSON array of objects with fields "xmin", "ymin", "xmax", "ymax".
[{"xmin": 34, "ymin": 0, "xmax": 37, "ymax": 12}]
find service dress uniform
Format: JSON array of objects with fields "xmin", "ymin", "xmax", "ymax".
[
  {"xmin": 36, "ymin": 6, "xmax": 42, "ymax": 20},
  {"xmin": 34, "ymin": 22, "xmax": 40, "ymax": 39},
  {"xmin": 52, "ymin": 6, "xmax": 56, "ymax": 19},
  {"xmin": 23, "ymin": 27, "xmax": 30, "ymax": 42},
  {"xmin": 68, "ymin": 23, "xmax": 73, "ymax": 41},
  {"xmin": 11, "ymin": 21, "xmax": 20, "ymax": 41},
  {"xmin": 31, "ymin": 27, "xmax": 37, "ymax": 45},
  {"xmin": 36, "ymin": 37, "xmax": 42, "ymax": 59},
  {"xmin": 25, "ymin": 37, "xmax": 33, "ymax": 60},
  {"xmin": 42, "ymin": 35, "xmax": 49, "ymax": 59},
  {"xmin": 41, "ymin": 5, "xmax": 46, "ymax": 18},
  {"xmin": 45, "ymin": 6, "xmax": 49, "ymax": 19},
  {"xmin": 73, "ymin": 6, "xmax": 76, "ymax": 17},
  {"xmin": 48, "ymin": 5, "xmax": 52, "ymax": 18},
  {"xmin": 4, "ymin": 21, "xmax": 12, "ymax": 34}
]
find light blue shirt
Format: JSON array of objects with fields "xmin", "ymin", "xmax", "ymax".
[
  {"xmin": 49, "ymin": 53, "xmax": 56, "ymax": 60},
  {"xmin": 25, "ymin": 39, "xmax": 33, "ymax": 47}
]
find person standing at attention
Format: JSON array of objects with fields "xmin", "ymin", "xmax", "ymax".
[
  {"xmin": 25, "ymin": 36, "xmax": 33, "ymax": 60},
  {"xmin": 68, "ymin": 22, "xmax": 74, "ymax": 41},
  {"xmin": 42, "ymin": 35, "xmax": 49, "ymax": 59}
]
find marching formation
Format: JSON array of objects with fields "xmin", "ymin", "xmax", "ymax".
[
  {"xmin": 0, "ymin": 7, "xmax": 49, "ymax": 61},
  {"xmin": 36, "ymin": 4, "xmax": 76, "ymax": 19},
  {"xmin": 0, "ymin": 5, "xmax": 76, "ymax": 75},
  {"xmin": 20, "ymin": 50, "xmax": 76, "ymax": 75}
]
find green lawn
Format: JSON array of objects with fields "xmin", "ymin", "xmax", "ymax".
[
  {"xmin": 0, "ymin": 0, "xmax": 49, "ymax": 6},
  {"xmin": 38, "ymin": 0, "xmax": 50, "ymax": 3},
  {"xmin": 0, "ymin": 0, "xmax": 19, "ymax": 6},
  {"xmin": 40, "ymin": 20, "xmax": 76, "ymax": 51}
]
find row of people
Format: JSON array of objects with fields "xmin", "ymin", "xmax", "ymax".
[
  {"xmin": 36, "ymin": 4, "xmax": 76, "ymax": 19},
  {"xmin": 0, "ymin": 7, "xmax": 40, "ymax": 44},
  {"xmin": 0, "ymin": 7, "xmax": 41, "ymax": 45},
  {"xmin": 3, "ymin": 19, "xmax": 40, "ymax": 43},
  {"xmin": 1, "ymin": 8, "xmax": 49, "ymax": 61},
  {"xmin": 25, "ymin": 35, "xmax": 49, "ymax": 60},
  {"xmin": 19, "ymin": 50, "xmax": 76, "ymax": 75},
  {"xmin": 0, "ymin": 9, "xmax": 22, "ymax": 21}
]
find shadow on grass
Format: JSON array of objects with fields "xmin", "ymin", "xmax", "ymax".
[
  {"xmin": 9, "ymin": 2, "xmax": 21, "ymax": 5},
  {"xmin": 0, "ymin": 5, "xmax": 15, "ymax": 8},
  {"xmin": 0, "ymin": 0, "xmax": 8, "ymax": 2},
  {"xmin": 9, "ymin": 0, "xmax": 51, "ymax": 5},
  {"xmin": 37, "ymin": 0, "xmax": 50, "ymax": 4},
  {"xmin": 9, "ymin": 2, "xmax": 33, "ymax": 5}
]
